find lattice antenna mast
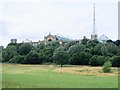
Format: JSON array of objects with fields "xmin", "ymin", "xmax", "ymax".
[{"xmin": 91, "ymin": 2, "xmax": 97, "ymax": 40}]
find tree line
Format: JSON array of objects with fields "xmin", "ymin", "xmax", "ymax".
[{"xmin": 2, "ymin": 38, "xmax": 120, "ymax": 67}]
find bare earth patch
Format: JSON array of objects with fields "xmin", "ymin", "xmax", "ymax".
[{"xmin": 53, "ymin": 66, "xmax": 119, "ymax": 76}]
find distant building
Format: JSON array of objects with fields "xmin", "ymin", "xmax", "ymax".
[
  {"xmin": 22, "ymin": 39, "xmax": 43, "ymax": 46},
  {"xmin": 0, "ymin": 46, "xmax": 4, "ymax": 51},
  {"xmin": 22, "ymin": 39, "xmax": 32, "ymax": 44},
  {"xmin": 98, "ymin": 34, "xmax": 109, "ymax": 43},
  {"xmin": 9, "ymin": 33, "xmax": 85, "ymax": 47},
  {"xmin": 32, "ymin": 41, "xmax": 41, "ymax": 47},
  {"xmin": 10, "ymin": 39, "xmax": 17, "ymax": 44},
  {"xmin": 91, "ymin": 34, "xmax": 98, "ymax": 40},
  {"xmin": 44, "ymin": 33, "xmax": 57, "ymax": 42},
  {"xmin": 44, "ymin": 33, "xmax": 70, "ymax": 44}
]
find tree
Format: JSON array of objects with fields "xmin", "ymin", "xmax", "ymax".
[
  {"xmin": 89, "ymin": 55, "xmax": 107, "ymax": 66},
  {"xmin": 69, "ymin": 52, "xmax": 92, "ymax": 65},
  {"xmin": 42, "ymin": 46, "xmax": 55, "ymax": 63},
  {"xmin": 69, "ymin": 53, "xmax": 81, "ymax": 65},
  {"xmin": 110, "ymin": 56, "xmax": 120, "ymax": 67},
  {"xmin": 64, "ymin": 41, "xmax": 77, "ymax": 51},
  {"xmin": 9, "ymin": 55, "xmax": 24, "ymax": 63},
  {"xmin": 81, "ymin": 36, "xmax": 89, "ymax": 45},
  {"xmin": 23, "ymin": 51, "xmax": 42, "ymax": 64},
  {"xmin": 105, "ymin": 42, "xmax": 118, "ymax": 55},
  {"xmin": 53, "ymin": 46, "xmax": 65, "ymax": 54},
  {"xmin": 97, "ymin": 56, "xmax": 106, "ymax": 66},
  {"xmin": 37, "ymin": 42, "xmax": 45, "ymax": 52},
  {"xmin": 114, "ymin": 40, "xmax": 120, "ymax": 46},
  {"xmin": 18, "ymin": 43, "xmax": 32, "ymax": 55},
  {"xmin": 53, "ymin": 51, "xmax": 69, "ymax": 67},
  {"xmin": 2, "ymin": 45, "xmax": 18, "ymax": 62},
  {"xmin": 67, "ymin": 44, "xmax": 85, "ymax": 56},
  {"xmin": 40, "ymin": 41, "xmax": 61, "ymax": 63},
  {"xmin": 86, "ymin": 39, "xmax": 99, "ymax": 49},
  {"xmin": 2, "ymin": 51, "xmax": 11, "ymax": 62},
  {"xmin": 92, "ymin": 43, "xmax": 103, "ymax": 55},
  {"xmin": 46, "ymin": 41, "xmax": 60, "ymax": 49},
  {"xmin": 106, "ymin": 39, "xmax": 113, "ymax": 43},
  {"xmin": 101, "ymin": 45, "xmax": 108, "ymax": 56},
  {"xmin": 116, "ymin": 46, "xmax": 120, "ymax": 56},
  {"xmin": 89, "ymin": 55, "xmax": 98, "ymax": 66}
]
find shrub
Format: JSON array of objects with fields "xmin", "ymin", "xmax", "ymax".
[{"xmin": 102, "ymin": 61, "xmax": 112, "ymax": 73}]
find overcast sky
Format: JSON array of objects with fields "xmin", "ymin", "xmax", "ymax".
[{"xmin": 0, "ymin": 0, "xmax": 118, "ymax": 47}]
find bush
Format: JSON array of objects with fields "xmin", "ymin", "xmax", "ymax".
[{"xmin": 102, "ymin": 61, "xmax": 112, "ymax": 73}]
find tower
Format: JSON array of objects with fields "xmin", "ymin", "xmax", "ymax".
[
  {"xmin": 91, "ymin": 3, "xmax": 98, "ymax": 40},
  {"xmin": 10, "ymin": 39, "xmax": 17, "ymax": 44}
]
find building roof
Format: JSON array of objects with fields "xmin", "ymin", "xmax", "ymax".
[
  {"xmin": 98, "ymin": 34, "xmax": 109, "ymax": 43},
  {"xmin": 23, "ymin": 39, "xmax": 32, "ymax": 43},
  {"xmin": 56, "ymin": 35, "xmax": 70, "ymax": 42}
]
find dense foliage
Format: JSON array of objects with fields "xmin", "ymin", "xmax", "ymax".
[
  {"xmin": 2, "ymin": 39, "xmax": 120, "ymax": 67},
  {"xmin": 102, "ymin": 61, "xmax": 112, "ymax": 73}
]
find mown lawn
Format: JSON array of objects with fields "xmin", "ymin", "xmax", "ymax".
[{"xmin": 1, "ymin": 64, "xmax": 118, "ymax": 88}]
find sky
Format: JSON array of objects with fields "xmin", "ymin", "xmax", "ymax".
[{"xmin": 0, "ymin": 0, "xmax": 119, "ymax": 47}]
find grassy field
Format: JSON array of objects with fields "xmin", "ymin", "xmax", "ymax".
[{"xmin": 1, "ymin": 64, "xmax": 118, "ymax": 88}]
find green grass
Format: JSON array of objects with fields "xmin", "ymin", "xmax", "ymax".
[{"xmin": 2, "ymin": 64, "xmax": 118, "ymax": 88}]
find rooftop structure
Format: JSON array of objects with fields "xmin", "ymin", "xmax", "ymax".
[
  {"xmin": 98, "ymin": 34, "xmax": 109, "ymax": 43},
  {"xmin": 10, "ymin": 39, "xmax": 17, "ymax": 44}
]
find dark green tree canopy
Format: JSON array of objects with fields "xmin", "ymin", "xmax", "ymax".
[
  {"xmin": 2, "ymin": 45, "xmax": 18, "ymax": 62},
  {"xmin": 23, "ymin": 51, "xmax": 41, "ymax": 64},
  {"xmin": 53, "ymin": 50, "xmax": 69, "ymax": 67},
  {"xmin": 2, "ymin": 38, "xmax": 120, "ymax": 67},
  {"xmin": 18, "ymin": 43, "xmax": 32, "ymax": 55},
  {"xmin": 67, "ymin": 44, "xmax": 85, "ymax": 56},
  {"xmin": 64, "ymin": 41, "xmax": 77, "ymax": 51}
]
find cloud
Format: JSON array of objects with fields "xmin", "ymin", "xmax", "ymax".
[
  {"xmin": 2, "ymin": 2, "xmax": 91, "ymax": 35},
  {"xmin": 0, "ymin": 0, "xmax": 118, "ymax": 47},
  {"xmin": 2, "ymin": 0, "xmax": 119, "ymax": 3}
]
